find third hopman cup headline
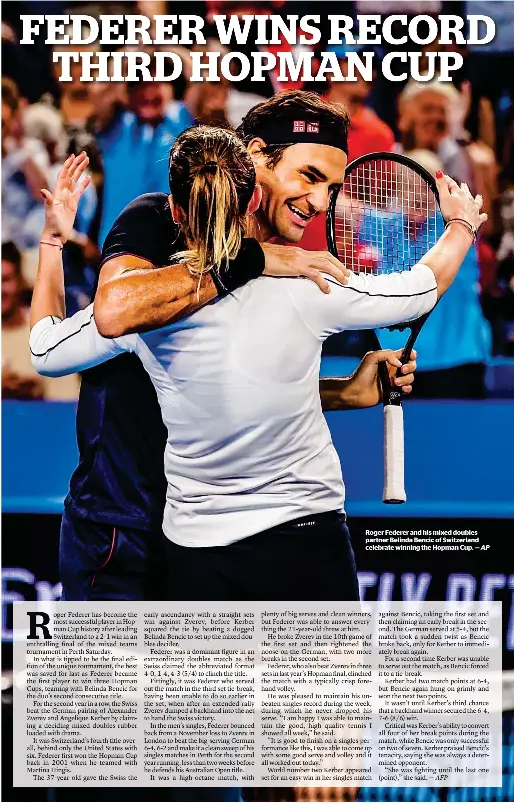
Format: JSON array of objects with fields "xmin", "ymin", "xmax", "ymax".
[{"xmin": 20, "ymin": 13, "xmax": 496, "ymax": 83}]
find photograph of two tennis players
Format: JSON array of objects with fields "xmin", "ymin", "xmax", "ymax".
[{"xmin": 2, "ymin": 1, "xmax": 513, "ymax": 802}]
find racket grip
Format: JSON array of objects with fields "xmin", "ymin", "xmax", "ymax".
[{"xmin": 383, "ymin": 404, "xmax": 406, "ymax": 504}]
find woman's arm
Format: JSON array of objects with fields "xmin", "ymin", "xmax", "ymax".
[
  {"xmin": 30, "ymin": 306, "xmax": 128, "ymax": 376},
  {"xmin": 419, "ymin": 172, "xmax": 487, "ymax": 297},
  {"xmin": 30, "ymin": 153, "xmax": 131, "ymax": 377},
  {"xmin": 288, "ymin": 175, "xmax": 488, "ymax": 339},
  {"xmin": 30, "ymin": 151, "xmax": 91, "ymax": 328},
  {"xmin": 30, "ymin": 237, "xmax": 67, "ymax": 325}
]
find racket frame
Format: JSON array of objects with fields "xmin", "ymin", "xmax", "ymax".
[{"xmin": 326, "ymin": 151, "xmax": 441, "ymax": 504}]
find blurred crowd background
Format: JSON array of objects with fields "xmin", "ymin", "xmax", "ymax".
[{"xmin": 2, "ymin": 0, "xmax": 514, "ymax": 401}]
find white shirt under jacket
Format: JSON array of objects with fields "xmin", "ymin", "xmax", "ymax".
[{"xmin": 30, "ymin": 265, "xmax": 437, "ymax": 547}]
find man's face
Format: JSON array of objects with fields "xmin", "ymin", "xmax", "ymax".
[
  {"xmin": 251, "ymin": 142, "xmax": 347, "ymax": 242},
  {"xmin": 131, "ymin": 84, "xmax": 172, "ymax": 125},
  {"xmin": 2, "ymin": 259, "xmax": 21, "ymax": 318},
  {"xmin": 403, "ymin": 91, "xmax": 449, "ymax": 150}
]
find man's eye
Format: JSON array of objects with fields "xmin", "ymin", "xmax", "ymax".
[{"xmin": 302, "ymin": 172, "xmax": 317, "ymax": 183}]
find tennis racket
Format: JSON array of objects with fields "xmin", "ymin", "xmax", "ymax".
[{"xmin": 326, "ymin": 152, "xmax": 441, "ymax": 504}]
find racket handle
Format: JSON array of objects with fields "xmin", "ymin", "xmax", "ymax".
[{"xmin": 383, "ymin": 404, "xmax": 406, "ymax": 504}]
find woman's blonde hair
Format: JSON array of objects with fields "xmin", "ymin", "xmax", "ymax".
[{"xmin": 168, "ymin": 126, "xmax": 256, "ymax": 277}]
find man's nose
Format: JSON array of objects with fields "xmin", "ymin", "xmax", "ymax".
[{"xmin": 308, "ymin": 185, "xmax": 331, "ymax": 213}]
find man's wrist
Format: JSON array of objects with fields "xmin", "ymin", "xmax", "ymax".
[
  {"xmin": 211, "ymin": 239, "xmax": 265, "ymax": 297},
  {"xmin": 340, "ymin": 372, "xmax": 365, "ymax": 408},
  {"xmin": 320, "ymin": 376, "xmax": 355, "ymax": 411}
]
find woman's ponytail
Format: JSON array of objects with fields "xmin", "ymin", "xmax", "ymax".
[
  {"xmin": 168, "ymin": 126, "xmax": 256, "ymax": 282},
  {"xmin": 185, "ymin": 161, "xmax": 243, "ymax": 277}
]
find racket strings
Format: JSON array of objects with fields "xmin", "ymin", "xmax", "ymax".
[{"xmin": 333, "ymin": 159, "xmax": 440, "ymax": 275}]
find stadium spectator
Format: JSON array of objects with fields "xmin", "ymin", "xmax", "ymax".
[
  {"xmin": 427, "ymin": 53, "xmax": 500, "ymax": 240},
  {"xmin": 1, "ymin": 16, "xmax": 51, "ymax": 102},
  {"xmin": 51, "ymin": 34, "xmax": 101, "ymax": 127},
  {"xmin": 185, "ymin": 74, "xmax": 230, "ymax": 128},
  {"xmin": 96, "ymin": 55, "xmax": 193, "ymax": 246},
  {"xmin": 2, "ymin": 241, "xmax": 79, "ymax": 401},
  {"xmin": 1, "ymin": 78, "xmax": 50, "ymax": 250},
  {"xmin": 42, "ymin": 32, "xmax": 106, "ymax": 274},
  {"xmin": 43, "ymin": 26, "xmax": 105, "ymax": 177},
  {"xmin": 185, "ymin": 39, "xmax": 262, "ymax": 128},
  {"xmin": 396, "ymin": 79, "xmax": 475, "ymax": 189},
  {"xmin": 204, "ymin": 0, "xmax": 308, "ymax": 97},
  {"xmin": 324, "ymin": 44, "xmax": 395, "ymax": 160}
]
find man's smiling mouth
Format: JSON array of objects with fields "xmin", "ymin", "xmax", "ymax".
[{"xmin": 286, "ymin": 201, "xmax": 315, "ymax": 222}]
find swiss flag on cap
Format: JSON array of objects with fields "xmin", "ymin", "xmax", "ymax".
[
  {"xmin": 293, "ymin": 120, "xmax": 306, "ymax": 133},
  {"xmin": 307, "ymin": 121, "xmax": 320, "ymax": 134}
]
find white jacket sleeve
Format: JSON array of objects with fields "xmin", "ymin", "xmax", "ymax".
[
  {"xmin": 288, "ymin": 263, "xmax": 438, "ymax": 340},
  {"xmin": 29, "ymin": 304, "xmax": 134, "ymax": 377}
]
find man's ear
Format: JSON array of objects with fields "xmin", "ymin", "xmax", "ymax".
[
  {"xmin": 247, "ymin": 137, "xmax": 268, "ymax": 165},
  {"xmin": 168, "ymin": 194, "xmax": 186, "ymax": 225},
  {"xmin": 247, "ymin": 183, "xmax": 262, "ymax": 215}
]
